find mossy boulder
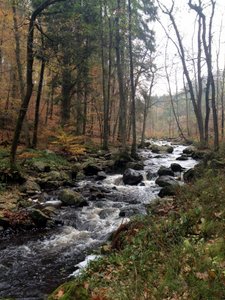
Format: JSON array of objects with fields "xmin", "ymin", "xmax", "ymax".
[
  {"xmin": 58, "ymin": 189, "xmax": 86, "ymax": 206},
  {"xmin": 19, "ymin": 179, "xmax": 41, "ymax": 195},
  {"xmin": 155, "ymin": 175, "xmax": 180, "ymax": 187},
  {"xmin": 38, "ymin": 171, "xmax": 71, "ymax": 190},
  {"xmin": 157, "ymin": 166, "xmax": 174, "ymax": 177},
  {"xmin": 31, "ymin": 161, "xmax": 51, "ymax": 172},
  {"xmin": 29, "ymin": 209, "xmax": 50, "ymax": 227},
  {"xmin": 183, "ymin": 146, "xmax": 196, "ymax": 155},
  {"xmin": 150, "ymin": 144, "xmax": 174, "ymax": 154}
]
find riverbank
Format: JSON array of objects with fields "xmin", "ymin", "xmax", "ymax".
[{"xmin": 48, "ymin": 164, "xmax": 225, "ymax": 300}]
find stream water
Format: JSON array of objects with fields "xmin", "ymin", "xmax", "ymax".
[{"xmin": 0, "ymin": 142, "xmax": 197, "ymax": 299}]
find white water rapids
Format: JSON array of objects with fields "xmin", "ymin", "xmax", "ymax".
[{"xmin": 0, "ymin": 142, "xmax": 198, "ymax": 299}]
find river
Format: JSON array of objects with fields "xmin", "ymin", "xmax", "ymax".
[{"xmin": 0, "ymin": 142, "xmax": 197, "ymax": 299}]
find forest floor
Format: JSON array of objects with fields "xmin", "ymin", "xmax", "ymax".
[{"xmin": 48, "ymin": 166, "xmax": 225, "ymax": 300}]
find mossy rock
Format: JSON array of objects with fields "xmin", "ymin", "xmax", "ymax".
[
  {"xmin": 48, "ymin": 282, "xmax": 89, "ymax": 300},
  {"xmin": 29, "ymin": 209, "xmax": 50, "ymax": 227},
  {"xmin": 19, "ymin": 179, "xmax": 41, "ymax": 195},
  {"xmin": 58, "ymin": 189, "xmax": 86, "ymax": 206},
  {"xmin": 31, "ymin": 161, "xmax": 51, "ymax": 172}
]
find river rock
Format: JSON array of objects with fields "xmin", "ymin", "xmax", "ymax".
[
  {"xmin": 170, "ymin": 163, "xmax": 183, "ymax": 172},
  {"xmin": 38, "ymin": 171, "xmax": 71, "ymax": 190},
  {"xmin": 126, "ymin": 161, "xmax": 144, "ymax": 170},
  {"xmin": 19, "ymin": 179, "xmax": 41, "ymax": 195},
  {"xmin": 95, "ymin": 171, "xmax": 107, "ymax": 180},
  {"xmin": 150, "ymin": 144, "xmax": 161, "ymax": 153},
  {"xmin": 166, "ymin": 146, "xmax": 174, "ymax": 153},
  {"xmin": 158, "ymin": 185, "xmax": 178, "ymax": 198},
  {"xmin": 183, "ymin": 146, "xmax": 195, "ymax": 155},
  {"xmin": 123, "ymin": 168, "xmax": 143, "ymax": 185},
  {"xmin": 157, "ymin": 166, "xmax": 174, "ymax": 177},
  {"xmin": 155, "ymin": 175, "xmax": 180, "ymax": 187},
  {"xmin": 32, "ymin": 161, "xmax": 51, "ymax": 172},
  {"xmin": 83, "ymin": 164, "xmax": 102, "ymax": 176},
  {"xmin": 183, "ymin": 168, "xmax": 196, "ymax": 182},
  {"xmin": 176, "ymin": 154, "xmax": 189, "ymax": 161},
  {"xmin": 119, "ymin": 205, "xmax": 146, "ymax": 217},
  {"xmin": 29, "ymin": 209, "xmax": 50, "ymax": 227},
  {"xmin": 150, "ymin": 144, "xmax": 174, "ymax": 154},
  {"xmin": 58, "ymin": 189, "xmax": 86, "ymax": 206}
]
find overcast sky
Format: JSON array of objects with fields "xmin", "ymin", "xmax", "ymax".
[{"xmin": 152, "ymin": 0, "xmax": 225, "ymax": 96}]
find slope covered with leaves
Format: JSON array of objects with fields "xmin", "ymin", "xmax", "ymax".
[{"xmin": 48, "ymin": 166, "xmax": 225, "ymax": 300}]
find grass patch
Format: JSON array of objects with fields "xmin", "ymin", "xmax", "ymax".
[
  {"xmin": 20, "ymin": 149, "xmax": 70, "ymax": 170},
  {"xmin": 48, "ymin": 167, "xmax": 225, "ymax": 300}
]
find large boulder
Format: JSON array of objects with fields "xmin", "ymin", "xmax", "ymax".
[
  {"xmin": 19, "ymin": 179, "xmax": 41, "ymax": 195},
  {"xmin": 29, "ymin": 209, "xmax": 50, "ymax": 227},
  {"xmin": 123, "ymin": 168, "xmax": 143, "ymax": 185},
  {"xmin": 157, "ymin": 166, "xmax": 174, "ymax": 177},
  {"xmin": 183, "ymin": 146, "xmax": 195, "ymax": 156},
  {"xmin": 150, "ymin": 144, "xmax": 161, "ymax": 153},
  {"xmin": 58, "ymin": 189, "xmax": 86, "ymax": 206},
  {"xmin": 150, "ymin": 144, "xmax": 174, "ymax": 154},
  {"xmin": 31, "ymin": 161, "xmax": 51, "ymax": 172},
  {"xmin": 95, "ymin": 171, "xmax": 107, "ymax": 181},
  {"xmin": 38, "ymin": 171, "xmax": 71, "ymax": 190},
  {"xmin": 176, "ymin": 155, "xmax": 189, "ymax": 161},
  {"xmin": 170, "ymin": 163, "xmax": 183, "ymax": 172},
  {"xmin": 155, "ymin": 175, "xmax": 180, "ymax": 187}
]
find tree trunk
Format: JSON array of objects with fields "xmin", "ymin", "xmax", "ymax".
[
  {"xmin": 12, "ymin": 1, "xmax": 31, "ymax": 147},
  {"xmin": 100, "ymin": 0, "xmax": 109, "ymax": 150},
  {"xmin": 128, "ymin": 0, "xmax": 137, "ymax": 158},
  {"xmin": 115, "ymin": 0, "xmax": 127, "ymax": 152},
  {"xmin": 32, "ymin": 58, "xmax": 45, "ymax": 148},
  {"xmin": 221, "ymin": 68, "xmax": 225, "ymax": 138}
]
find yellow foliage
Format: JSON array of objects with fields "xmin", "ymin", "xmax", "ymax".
[
  {"xmin": 18, "ymin": 152, "xmax": 41, "ymax": 160},
  {"xmin": 51, "ymin": 130, "xmax": 86, "ymax": 156}
]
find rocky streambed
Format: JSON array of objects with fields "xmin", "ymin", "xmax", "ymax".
[{"xmin": 0, "ymin": 142, "xmax": 199, "ymax": 299}]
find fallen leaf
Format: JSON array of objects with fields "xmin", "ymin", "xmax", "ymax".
[
  {"xmin": 196, "ymin": 272, "xmax": 209, "ymax": 281},
  {"xmin": 55, "ymin": 289, "xmax": 64, "ymax": 299}
]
